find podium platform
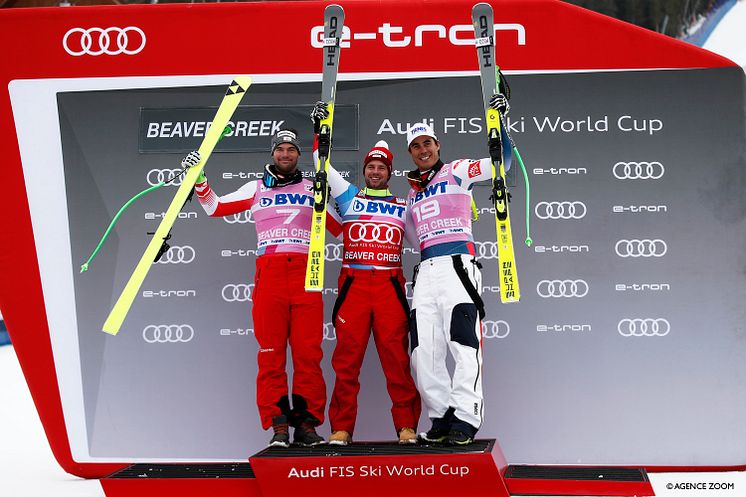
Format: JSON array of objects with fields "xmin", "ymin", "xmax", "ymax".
[
  {"xmin": 99, "ymin": 439, "xmax": 654, "ymax": 497},
  {"xmin": 250, "ymin": 440, "xmax": 509, "ymax": 497}
]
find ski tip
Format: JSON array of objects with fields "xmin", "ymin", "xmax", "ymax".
[
  {"xmin": 472, "ymin": 2, "xmax": 492, "ymax": 13},
  {"xmin": 101, "ymin": 327, "xmax": 119, "ymax": 336},
  {"xmin": 226, "ymin": 76, "xmax": 252, "ymax": 95}
]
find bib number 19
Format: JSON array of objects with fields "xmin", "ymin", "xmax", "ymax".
[{"xmin": 412, "ymin": 200, "xmax": 440, "ymax": 222}]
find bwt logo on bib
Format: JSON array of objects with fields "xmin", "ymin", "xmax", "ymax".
[
  {"xmin": 259, "ymin": 193, "xmax": 312, "ymax": 207},
  {"xmin": 413, "ymin": 181, "xmax": 447, "ymax": 203},
  {"xmin": 352, "ymin": 199, "xmax": 405, "ymax": 216}
]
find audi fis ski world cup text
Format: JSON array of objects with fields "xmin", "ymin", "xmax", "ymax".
[
  {"xmin": 287, "ymin": 463, "xmax": 472, "ymax": 479},
  {"xmin": 377, "ymin": 115, "xmax": 663, "ymax": 138}
]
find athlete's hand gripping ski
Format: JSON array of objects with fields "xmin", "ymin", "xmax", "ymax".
[{"xmin": 305, "ymin": 4, "xmax": 345, "ymax": 292}]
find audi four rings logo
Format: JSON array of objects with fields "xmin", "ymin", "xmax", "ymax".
[
  {"xmin": 147, "ymin": 169, "xmax": 183, "ymax": 187},
  {"xmin": 323, "ymin": 322, "xmax": 336, "ymax": 341},
  {"xmin": 348, "ymin": 223, "xmax": 403, "ymax": 244},
  {"xmin": 536, "ymin": 279, "xmax": 589, "ymax": 298},
  {"xmin": 615, "ymin": 239, "xmax": 667, "ymax": 258},
  {"xmin": 613, "ymin": 161, "xmax": 665, "ymax": 180},
  {"xmin": 222, "ymin": 284, "xmax": 254, "ymax": 302},
  {"xmin": 535, "ymin": 201, "xmax": 587, "ymax": 220},
  {"xmin": 143, "ymin": 324, "xmax": 194, "ymax": 343},
  {"xmin": 617, "ymin": 318, "xmax": 671, "ymax": 337},
  {"xmin": 223, "ymin": 211, "xmax": 255, "ymax": 224},
  {"xmin": 154, "ymin": 246, "xmax": 195, "ymax": 264},
  {"xmin": 325, "ymin": 243, "xmax": 344, "ymax": 262},
  {"xmin": 475, "ymin": 241, "xmax": 499, "ymax": 260},
  {"xmin": 482, "ymin": 320, "xmax": 510, "ymax": 339},
  {"xmin": 63, "ymin": 27, "xmax": 146, "ymax": 57}
]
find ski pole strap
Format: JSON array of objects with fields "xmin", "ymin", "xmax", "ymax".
[
  {"xmin": 80, "ymin": 125, "xmax": 233, "ymax": 273},
  {"xmin": 390, "ymin": 276, "xmax": 411, "ymax": 316},
  {"xmin": 80, "ymin": 183, "xmax": 165, "ymax": 273},
  {"xmin": 331, "ymin": 275, "xmax": 354, "ymax": 325},
  {"xmin": 513, "ymin": 145, "xmax": 533, "ymax": 246},
  {"xmin": 451, "ymin": 255, "xmax": 486, "ymax": 320}
]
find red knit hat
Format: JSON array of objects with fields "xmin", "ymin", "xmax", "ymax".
[{"xmin": 363, "ymin": 140, "xmax": 393, "ymax": 177}]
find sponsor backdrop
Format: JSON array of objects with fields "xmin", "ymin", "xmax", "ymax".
[{"xmin": 60, "ymin": 68, "xmax": 746, "ymax": 463}]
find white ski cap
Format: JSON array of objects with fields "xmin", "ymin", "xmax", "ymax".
[{"xmin": 406, "ymin": 123, "xmax": 438, "ymax": 148}]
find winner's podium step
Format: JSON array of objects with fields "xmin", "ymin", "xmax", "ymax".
[{"xmin": 250, "ymin": 439, "xmax": 510, "ymax": 497}]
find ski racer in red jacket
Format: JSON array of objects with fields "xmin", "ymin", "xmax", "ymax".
[
  {"xmin": 183, "ymin": 128, "xmax": 342, "ymax": 448},
  {"xmin": 310, "ymin": 103, "xmax": 421, "ymax": 445}
]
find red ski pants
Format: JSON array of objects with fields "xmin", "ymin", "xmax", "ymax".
[
  {"xmin": 252, "ymin": 254, "xmax": 326, "ymax": 430},
  {"xmin": 328, "ymin": 268, "xmax": 421, "ymax": 435}
]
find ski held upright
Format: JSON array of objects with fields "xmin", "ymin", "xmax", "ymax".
[
  {"xmin": 472, "ymin": 3, "xmax": 520, "ymax": 303},
  {"xmin": 305, "ymin": 4, "xmax": 345, "ymax": 292}
]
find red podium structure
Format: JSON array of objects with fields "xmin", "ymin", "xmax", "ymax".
[
  {"xmin": 100, "ymin": 440, "xmax": 654, "ymax": 497},
  {"xmin": 1, "ymin": 0, "xmax": 743, "ymax": 493},
  {"xmin": 250, "ymin": 440, "xmax": 509, "ymax": 497}
]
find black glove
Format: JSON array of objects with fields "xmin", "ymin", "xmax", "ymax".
[
  {"xmin": 310, "ymin": 101, "xmax": 329, "ymax": 133},
  {"xmin": 489, "ymin": 93, "xmax": 510, "ymax": 115}
]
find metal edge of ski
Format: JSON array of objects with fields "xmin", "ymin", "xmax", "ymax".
[
  {"xmin": 472, "ymin": 3, "xmax": 520, "ymax": 303},
  {"xmin": 102, "ymin": 76, "xmax": 252, "ymax": 335},
  {"xmin": 305, "ymin": 4, "xmax": 344, "ymax": 292}
]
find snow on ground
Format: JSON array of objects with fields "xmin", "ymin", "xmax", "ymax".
[
  {"xmin": 704, "ymin": 0, "xmax": 746, "ymax": 67},
  {"xmin": 0, "ymin": 346, "xmax": 103, "ymax": 497},
  {"xmin": 1, "ymin": 345, "xmax": 744, "ymax": 496}
]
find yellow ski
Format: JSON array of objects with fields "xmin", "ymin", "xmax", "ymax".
[
  {"xmin": 473, "ymin": 3, "xmax": 520, "ymax": 303},
  {"xmin": 103, "ymin": 77, "xmax": 252, "ymax": 335},
  {"xmin": 305, "ymin": 4, "xmax": 344, "ymax": 291}
]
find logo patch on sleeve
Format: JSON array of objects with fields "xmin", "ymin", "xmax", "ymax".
[{"xmin": 468, "ymin": 162, "xmax": 482, "ymax": 178}]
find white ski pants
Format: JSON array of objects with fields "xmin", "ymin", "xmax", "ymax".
[{"xmin": 410, "ymin": 254, "xmax": 484, "ymax": 430}]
